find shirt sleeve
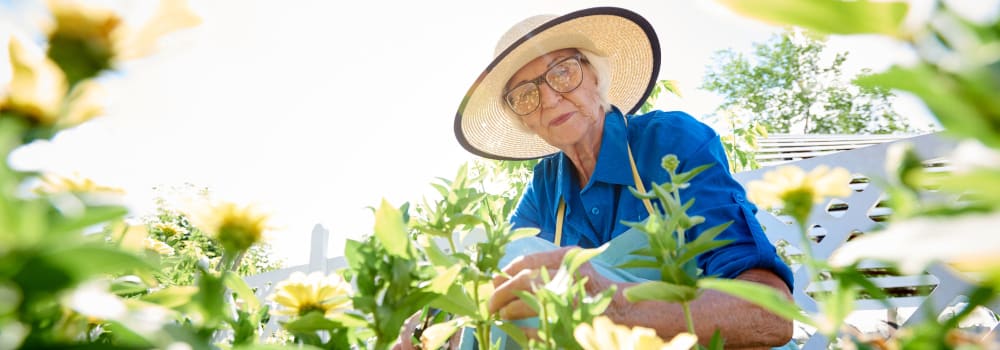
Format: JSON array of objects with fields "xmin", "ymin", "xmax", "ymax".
[
  {"xmin": 637, "ymin": 112, "xmax": 793, "ymax": 291},
  {"xmin": 679, "ymin": 132, "xmax": 794, "ymax": 292}
]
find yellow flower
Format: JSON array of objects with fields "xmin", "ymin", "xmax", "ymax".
[
  {"xmin": 143, "ymin": 237, "xmax": 175, "ymax": 256},
  {"xmin": 45, "ymin": 0, "xmax": 201, "ymax": 71},
  {"xmin": 746, "ymin": 165, "xmax": 852, "ymax": 221},
  {"xmin": 115, "ymin": 0, "xmax": 202, "ymax": 60},
  {"xmin": 1, "ymin": 38, "xmax": 68, "ymax": 126},
  {"xmin": 187, "ymin": 201, "xmax": 270, "ymax": 253},
  {"xmin": 34, "ymin": 172, "xmax": 124, "ymax": 195},
  {"xmin": 152, "ymin": 222, "xmax": 187, "ymax": 237},
  {"xmin": 269, "ymin": 272, "xmax": 352, "ymax": 318},
  {"xmin": 574, "ymin": 316, "xmax": 697, "ymax": 350}
]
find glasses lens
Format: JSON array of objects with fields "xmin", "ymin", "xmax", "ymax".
[
  {"xmin": 505, "ymin": 83, "xmax": 539, "ymax": 115},
  {"xmin": 546, "ymin": 57, "xmax": 583, "ymax": 93}
]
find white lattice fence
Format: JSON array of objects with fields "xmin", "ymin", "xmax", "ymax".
[
  {"xmin": 734, "ymin": 132, "xmax": 993, "ymax": 349},
  {"xmin": 244, "ymin": 224, "xmax": 348, "ymax": 337}
]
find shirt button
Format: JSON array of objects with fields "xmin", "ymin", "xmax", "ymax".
[{"xmin": 591, "ymin": 207, "xmax": 600, "ymax": 215}]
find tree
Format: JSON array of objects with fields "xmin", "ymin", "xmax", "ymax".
[{"xmin": 701, "ymin": 30, "xmax": 915, "ymax": 135}]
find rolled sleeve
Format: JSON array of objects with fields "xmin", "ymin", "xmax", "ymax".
[{"xmin": 679, "ymin": 133, "xmax": 794, "ymax": 291}]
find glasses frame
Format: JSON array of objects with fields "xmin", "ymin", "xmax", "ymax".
[{"xmin": 503, "ymin": 53, "xmax": 587, "ymax": 116}]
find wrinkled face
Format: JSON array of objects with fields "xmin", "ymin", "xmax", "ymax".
[{"xmin": 505, "ymin": 48, "xmax": 604, "ymax": 149}]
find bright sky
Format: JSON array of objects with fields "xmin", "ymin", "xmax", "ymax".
[{"xmin": 3, "ymin": 0, "xmax": 981, "ymax": 266}]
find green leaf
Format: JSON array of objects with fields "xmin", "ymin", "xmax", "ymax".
[
  {"xmin": 676, "ymin": 222, "xmax": 734, "ymax": 265},
  {"xmin": 450, "ymin": 213, "xmax": 484, "ymax": 228},
  {"xmin": 282, "ymin": 311, "xmax": 343, "ymax": 333},
  {"xmin": 508, "ymin": 227, "xmax": 540, "ymax": 241},
  {"xmin": 343, "ymin": 238, "xmax": 364, "ymax": 270},
  {"xmin": 616, "ymin": 259, "xmax": 661, "ymax": 270},
  {"xmin": 103, "ymin": 321, "xmax": 154, "ymax": 348},
  {"xmin": 374, "ymin": 199, "xmax": 411, "ymax": 258},
  {"xmin": 420, "ymin": 236, "xmax": 457, "ymax": 267},
  {"xmin": 328, "ymin": 312, "xmax": 368, "ymax": 328},
  {"xmin": 194, "ymin": 268, "xmax": 227, "ymax": 327},
  {"xmin": 673, "ymin": 164, "xmax": 713, "ymax": 185},
  {"xmin": 429, "ymin": 283, "xmax": 479, "ymax": 317},
  {"xmin": 708, "ymin": 329, "xmax": 726, "ymax": 350},
  {"xmin": 224, "ymin": 272, "xmax": 260, "ymax": 312},
  {"xmin": 699, "ymin": 278, "xmax": 813, "ymax": 325},
  {"xmin": 110, "ymin": 277, "xmax": 149, "ymax": 296},
  {"xmin": 858, "ymin": 64, "xmax": 999, "ymax": 148},
  {"xmin": 427, "ymin": 265, "xmax": 462, "ymax": 295},
  {"xmin": 565, "ymin": 245, "xmax": 606, "ymax": 274},
  {"xmin": 51, "ymin": 205, "xmax": 129, "ymax": 235},
  {"xmin": 660, "ymin": 80, "xmax": 683, "ymax": 98},
  {"xmin": 234, "ymin": 343, "xmax": 324, "ymax": 350},
  {"xmin": 822, "ymin": 282, "xmax": 857, "ymax": 335},
  {"xmin": 716, "ymin": 0, "xmax": 908, "ymax": 37},
  {"xmin": 624, "ymin": 281, "xmax": 699, "ymax": 303},
  {"xmin": 420, "ymin": 317, "xmax": 468, "ymax": 350},
  {"xmin": 141, "ymin": 286, "xmax": 198, "ymax": 308},
  {"xmin": 496, "ymin": 320, "xmax": 530, "ymax": 349},
  {"xmin": 44, "ymin": 244, "xmax": 155, "ymax": 281}
]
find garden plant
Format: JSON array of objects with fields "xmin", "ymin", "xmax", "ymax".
[{"xmin": 2, "ymin": 0, "xmax": 1000, "ymax": 349}]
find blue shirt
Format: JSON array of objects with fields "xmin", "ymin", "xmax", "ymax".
[{"xmin": 510, "ymin": 107, "xmax": 793, "ymax": 290}]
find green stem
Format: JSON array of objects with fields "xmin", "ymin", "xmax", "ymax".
[
  {"xmin": 796, "ymin": 220, "xmax": 820, "ymax": 284},
  {"xmin": 476, "ymin": 320, "xmax": 491, "ymax": 350},
  {"xmin": 682, "ymin": 302, "xmax": 696, "ymax": 335},
  {"xmin": 473, "ymin": 277, "xmax": 488, "ymax": 349},
  {"xmin": 539, "ymin": 299, "xmax": 552, "ymax": 349}
]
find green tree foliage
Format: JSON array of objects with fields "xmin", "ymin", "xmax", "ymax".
[{"xmin": 702, "ymin": 30, "xmax": 915, "ymax": 135}]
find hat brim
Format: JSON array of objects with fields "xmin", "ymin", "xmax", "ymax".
[{"xmin": 455, "ymin": 7, "xmax": 661, "ymax": 160}]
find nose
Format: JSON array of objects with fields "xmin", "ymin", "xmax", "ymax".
[{"xmin": 538, "ymin": 82, "xmax": 562, "ymax": 110}]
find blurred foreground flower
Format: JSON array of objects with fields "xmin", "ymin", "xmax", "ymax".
[
  {"xmin": 747, "ymin": 165, "xmax": 852, "ymax": 222},
  {"xmin": 829, "ymin": 212, "xmax": 1000, "ymax": 275},
  {"xmin": 186, "ymin": 201, "xmax": 270, "ymax": 253},
  {"xmin": 32, "ymin": 173, "xmax": 125, "ymax": 215},
  {"xmin": 269, "ymin": 271, "xmax": 352, "ymax": 318},
  {"xmin": 1, "ymin": 38, "xmax": 68, "ymax": 126},
  {"xmin": 574, "ymin": 316, "xmax": 697, "ymax": 350},
  {"xmin": 34, "ymin": 172, "xmax": 124, "ymax": 195},
  {"xmin": 45, "ymin": 0, "xmax": 201, "ymax": 85},
  {"xmin": 1, "ymin": 37, "xmax": 108, "ymax": 134}
]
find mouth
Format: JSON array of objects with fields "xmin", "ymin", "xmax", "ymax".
[{"xmin": 549, "ymin": 112, "xmax": 574, "ymax": 127}]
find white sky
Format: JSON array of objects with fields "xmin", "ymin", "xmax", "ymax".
[{"xmin": 3, "ymin": 0, "xmax": 984, "ymax": 266}]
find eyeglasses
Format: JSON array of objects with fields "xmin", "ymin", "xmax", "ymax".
[{"xmin": 503, "ymin": 53, "xmax": 586, "ymax": 116}]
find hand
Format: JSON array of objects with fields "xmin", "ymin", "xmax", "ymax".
[{"xmin": 488, "ymin": 246, "xmax": 612, "ymax": 320}]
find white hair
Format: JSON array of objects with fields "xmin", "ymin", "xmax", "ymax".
[{"xmin": 578, "ymin": 49, "xmax": 612, "ymax": 112}]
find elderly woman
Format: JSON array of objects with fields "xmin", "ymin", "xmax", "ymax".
[{"xmin": 452, "ymin": 7, "xmax": 794, "ymax": 348}]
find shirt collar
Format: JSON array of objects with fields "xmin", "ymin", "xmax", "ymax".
[
  {"xmin": 590, "ymin": 106, "xmax": 633, "ymax": 186},
  {"xmin": 551, "ymin": 106, "xmax": 633, "ymax": 213}
]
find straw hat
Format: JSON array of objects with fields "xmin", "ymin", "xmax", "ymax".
[{"xmin": 454, "ymin": 7, "xmax": 660, "ymax": 160}]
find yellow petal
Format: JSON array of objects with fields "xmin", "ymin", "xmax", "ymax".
[
  {"xmin": 58, "ymin": 80, "xmax": 106, "ymax": 128},
  {"xmin": 631, "ymin": 326, "xmax": 666, "ymax": 350},
  {"xmin": 117, "ymin": 0, "xmax": 201, "ymax": 60},
  {"xmin": 662, "ymin": 333, "xmax": 698, "ymax": 350},
  {"xmin": 811, "ymin": 166, "xmax": 852, "ymax": 200},
  {"xmin": 574, "ymin": 322, "xmax": 601, "ymax": 350},
  {"xmin": 4, "ymin": 38, "xmax": 67, "ymax": 124}
]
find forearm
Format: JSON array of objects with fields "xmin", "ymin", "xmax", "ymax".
[{"xmin": 603, "ymin": 269, "xmax": 793, "ymax": 348}]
